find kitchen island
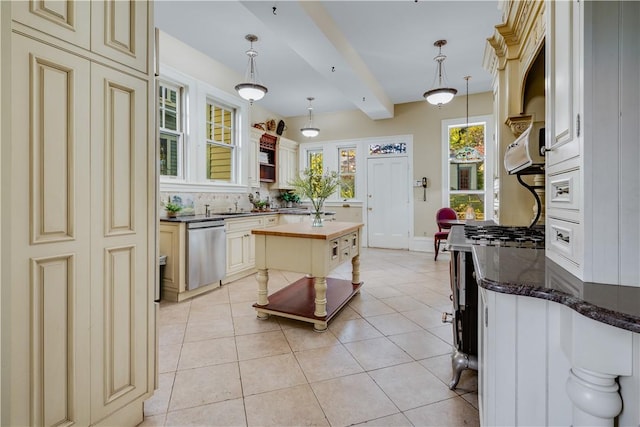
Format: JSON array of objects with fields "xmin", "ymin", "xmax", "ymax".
[
  {"xmin": 473, "ymin": 245, "xmax": 640, "ymax": 427},
  {"xmin": 251, "ymin": 221, "xmax": 363, "ymax": 331}
]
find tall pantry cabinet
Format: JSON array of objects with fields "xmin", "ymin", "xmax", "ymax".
[
  {"xmin": 545, "ymin": 0, "xmax": 640, "ymax": 286},
  {"xmin": 4, "ymin": 1, "xmax": 156, "ymax": 426}
]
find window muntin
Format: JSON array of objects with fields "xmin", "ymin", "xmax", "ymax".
[
  {"xmin": 158, "ymin": 82, "xmax": 183, "ymax": 178},
  {"xmin": 205, "ymin": 100, "xmax": 235, "ymax": 182},
  {"xmin": 448, "ymin": 123, "xmax": 486, "ymax": 219},
  {"xmin": 338, "ymin": 147, "xmax": 356, "ymax": 199}
]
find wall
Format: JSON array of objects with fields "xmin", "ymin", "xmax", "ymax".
[{"xmin": 286, "ymin": 93, "xmax": 495, "ymax": 238}]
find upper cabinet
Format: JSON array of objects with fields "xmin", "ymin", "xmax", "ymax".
[
  {"xmin": 545, "ymin": 0, "xmax": 640, "ymax": 286},
  {"xmin": 271, "ymin": 137, "xmax": 299, "ymax": 190},
  {"xmin": 13, "ymin": 0, "xmax": 149, "ymax": 73}
]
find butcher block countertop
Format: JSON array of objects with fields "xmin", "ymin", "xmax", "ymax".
[{"xmin": 251, "ymin": 221, "xmax": 363, "ymax": 240}]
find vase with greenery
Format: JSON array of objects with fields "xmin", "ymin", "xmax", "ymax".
[
  {"xmin": 289, "ymin": 168, "xmax": 341, "ymax": 227},
  {"xmin": 163, "ymin": 200, "xmax": 182, "ymax": 218}
]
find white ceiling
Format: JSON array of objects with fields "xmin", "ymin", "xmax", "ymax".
[{"xmin": 154, "ymin": 0, "xmax": 502, "ymax": 119}]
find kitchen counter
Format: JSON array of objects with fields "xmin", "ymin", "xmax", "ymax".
[
  {"xmin": 472, "ymin": 245, "xmax": 640, "ymax": 333},
  {"xmin": 160, "ymin": 209, "xmax": 335, "ymax": 223}
]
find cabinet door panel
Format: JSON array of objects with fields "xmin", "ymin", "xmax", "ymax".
[
  {"xmin": 12, "ymin": 0, "xmax": 91, "ymax": 49},
  {"xmin": 91, "ymin": 0, "xmax": 149, "ymax": 72},
  {"xmin": 10, "ymin": 34, "xmax": 92, "ymax": 427},
  {"xmin": 90, "ymin": 63, "xmax": 150, "ymax": 422}
]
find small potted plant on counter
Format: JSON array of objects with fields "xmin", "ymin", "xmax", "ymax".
[
  {"xmin": 163, "ymin": 199, "xmax": 182, "ymax": 218},
  {"xmin": 280, "ymin": 191, "xmax": 301, "ymax": 208}
]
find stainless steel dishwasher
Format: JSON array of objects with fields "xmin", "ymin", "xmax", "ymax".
[{"xmin": 186, "ymin": 219, "xmax": 226, "ymax": 290}]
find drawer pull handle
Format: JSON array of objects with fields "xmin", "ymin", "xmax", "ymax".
[
  {"xmin": 555, "ymin": 231, "xmax": 570, "ymax": 243},
  {"xmin": 555, "ymin": 186, "xmax": 570, "ymax": 196}
]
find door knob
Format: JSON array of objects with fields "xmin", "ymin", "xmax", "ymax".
[{"xmin": 368, "ymin": 207, "xmax": 372, "ymax": 211}]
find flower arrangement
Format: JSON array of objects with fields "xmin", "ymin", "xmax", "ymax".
[
  {"xmin": 289, "ymin": 168, "xmax": 341, "ymax": 226},
  {"xmin": 163, "ymin": 198, "xmax": 182, "ymax": 217}
]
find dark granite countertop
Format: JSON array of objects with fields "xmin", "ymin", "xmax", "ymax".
[
  {"xmin": 160, "ymin": 209, "xmax": 335, "ymax": 223},
  {"xmin": 472, "ymin": 245, "xmax": 640, "ymax": 334}
]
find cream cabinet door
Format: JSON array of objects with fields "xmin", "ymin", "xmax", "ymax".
[
  {"xmin": 226, "ymin": 230, "xmax": 251, "ymax": 275},
  {"xmin": 10, "ymin": 34, "xmax": 92, "ymax": 427},
  {"xmin": 12, "ymin": 0, "xmax": 91, "ymax": 49},
  {"xmin": 248, "ymin": 128, "xmax": 261, "ymax": 187},
  {"xmin": 91, "ymin": 0, "xmax": 149, "ymax": 73},
  {"xmin": 89, "ymin": 63, "xmax": 151, "ymax": 422}
]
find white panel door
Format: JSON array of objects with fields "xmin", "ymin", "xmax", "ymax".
[{"xmin": 366, "ymin": 156, "xmax": 409, "ymax": 249}]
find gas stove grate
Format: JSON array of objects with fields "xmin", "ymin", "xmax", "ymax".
[{"xmin": 464, "ymin": 224, "xmax": 545, "ymax": 248}]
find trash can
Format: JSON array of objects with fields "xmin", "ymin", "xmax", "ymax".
[{"xmin": 158, "ymin": 255, "xmax": 167, "ymax": 302}]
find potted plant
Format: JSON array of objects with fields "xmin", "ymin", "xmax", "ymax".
[
  {"xmin": 280, "ymin": 191, "xmax": 300, "ymax": 208},
  {"xmin": 289, "ymin": 168, "xmax": 341, "ymax": 227},
  {"xmin": 163, "ymin": 200, "xmax": 182, "ymax": 218}
]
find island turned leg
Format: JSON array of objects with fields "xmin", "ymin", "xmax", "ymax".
[
  {"xmin": 256, "ymin": 268, "xmax": 269, "ymax": 320},
  {"xmin": 351, "ymin": 254, "xmax": 361, "ymax": 285},
  {"xmin": 313, "ymin": 276, "xmax": 328, "ymax": 318}
]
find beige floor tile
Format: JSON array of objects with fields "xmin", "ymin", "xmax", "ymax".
[
  {"xmin": 311, "ymin": 372, "xmax": 398, "ymax": 426},
  {"xmin": 411, "ymin": 289, "xmax": 453, "ymax": 310},
  {"xmin": 233, "ymin": 314, "xmax": 281, "ymax": 336},
  {"xmin": 462, "ymin": 391, "xmax": 479, "ymax": 409},
  {"xmin": 178, "ymin": 336, "xmax": 237, "ymax": 370},
  {"xmin": 427, "ymin": 324, "xmax": 454, "ymax": 346},
  {"xmin": 294, "ymin": 344, "xmax": 364, "ymax": 383},
  {"xmin": 244, "ymin": 384, "xmax": 329, "ymax": 427},
  {"xmin": 419, "ymin": 354, "xmax": 478, "ymax": 393},
  {"xmin": 362, "ymin": 285, "xmax": 404, "ymax": 299},
  {"xmin": 159, "ymin": 323, "xmax": 186, "ymax": 346},
  {"xmin": 235, "ymin": 330, "xmax": 291, "ymax": 361},
  {"xmin": 188, "ymin": 286, "xmax": 230, "ymax": 306},
  {"xmin": 183, "ymin": 318, "xmax": 234, "ymax": 342},
  {"xmin": 352, "ymin": 412, "xmax": 413, "ymax": 426},
  {"xmin": 329, "ymin": 318, "xmax": 383, "ymax": 343},
  {"xmin": 169, "ymin": 363, "xmax": 242, "ymax": 411},
  {"xmin": 369, "ymin": 361, "xmax": 457, "ymax": 411},
  {"xmin": 229, "ymin": 288, "xmax": 258, "ymax": 304},
  {"xmin": 137, "ymin": 414, "xmax": 165, "ymax": 426},
  {"xmin": 158, "ymin": 302, "xmax": 191, "ymax": 325},
  {"xmin": 379, "ymin": 295, "xmax": 429, "ymax": 312},
  {"xmin": 331, "ymin": 304, "xmax": 362, "ymax": 322},
  {"xmin": 365, "ymin": 312, "xmax": 423, "ymax": 336},
  {"xmin": 403, "ymin": 306, "xmax": 448, "ymax": 330},
  {"xmin": 239, "ymin": 353, "xmax": 307, "ymax": 396},
  {"xmin": 388, "ymin": 330, "xmax": 452, "ymax": 360},
  {"xmin": 187, "ymin": 303, "xmax": 232, "ymax": 323},
  {"xmin": 158, "ymin": 344, "xmax": 181, "ymax": 373},
  {"xmin": 144, "ymin": 372, "xmax": 174, "ymax": 416},
  {"xmin": 344, "ymin": 337, "xmax": 413, "ymax": 370},
  {"xmin": 403, "ymin": 396, "xmax": 480, "ymax": 427},
  {"xmin": 230, "ymin": 301, "xmax": 257, "ymax": 317},
  {"xmin": 392, "ymin": 281, "xmax": 432, "ymax": 296},
  {"xmin": 164, "ymin": 398, "xmax": 246, "ymax": 427},
  {"xmin": 283, "ymin": 325, "xmax": 340, "ymax": 351}
]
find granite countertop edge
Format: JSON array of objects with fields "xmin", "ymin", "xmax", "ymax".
[
  {"xmin": 478, "ymin": 277, "xmax": 640, "ymax": 334},
  {"xmin": 160, "ymin": 210, "xmax": 336, "ymax": 223}
]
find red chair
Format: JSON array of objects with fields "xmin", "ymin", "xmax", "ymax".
[{"xmin": 434, "ymin": 207, "xmax": 458, "ymax": 260}]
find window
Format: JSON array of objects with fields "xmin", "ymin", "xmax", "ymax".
[
  {"xmin": 307, "ymin": 149, "xmax": 323, "ymax": 174},
  {"xmin": 205, "ymin": 100, "xmax": 236, "ymax": 182},
  {"xmin": 158, "ymin": 82, "xmax": 184, "ymax": 178},
  {"xmin": 338, "ymin": 147, "xmax": 356, "ymax": 199},
  {"xmin": 444, "ymin": 117, "xmax": 493, "ymax": 220}
]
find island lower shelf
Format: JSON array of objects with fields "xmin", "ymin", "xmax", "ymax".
[{"xmin": 253, "ymin": 277, "xmax": 362, "ymax": 323}]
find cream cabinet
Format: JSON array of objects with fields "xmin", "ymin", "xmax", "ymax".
[
  {"xmin": 223, "ymin": 215, "xmax": 278, "ymax": 284},
  {"xmin": 271, "ymin": 137, "xmax": 299, "ymax": 190},
  {"xmin": 6, "ymin": 2, "xmax": 155, "ymax": 426},
  {"xmin": 545, "ymin": 0, "xmax": 640, "ymax": 285},
  {"xmin": 248, "ymin": 128, "xmax": 261, "ymax": 187}
]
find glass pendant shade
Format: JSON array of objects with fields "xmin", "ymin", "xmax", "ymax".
[
  {"xmin": 300, "ymin": 97, "xmax": 320, "ymax": 138},
  {"xmin": 235, "ymin": 34, "xmax": 267, "ymax": 103},
  {"xmin": 423, "ymin": 39, "xmax": 457, "ymax": 107}
]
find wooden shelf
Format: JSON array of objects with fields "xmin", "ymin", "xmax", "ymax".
[{"xmin": 259, "ymin": 133, "xmax": 277, "ymax": 182}]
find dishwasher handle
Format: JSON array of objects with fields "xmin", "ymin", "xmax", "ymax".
[{"xmin": 187, "ymin": 220, "xmax": 224, "ymax": 229}]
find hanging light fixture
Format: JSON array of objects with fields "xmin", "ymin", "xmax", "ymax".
[
  {"xmin": 300, "ymin": 97, "xmax": 320, "ymax": 138},
  {"xmin": 423, "ymin": 39, "xmax": 457, "ymax": 106},
  {"xmin": 235, "ymin": 34, "xmax": 268, "ymax": 103}
]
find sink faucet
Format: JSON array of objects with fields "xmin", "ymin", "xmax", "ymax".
[
  {"xmin": 234, "ymin": 200, "xmax": 238, "ymax": 213},
  {"xmin": 204, "ymin": 204, "xmax": 210, "ymax": 217}
]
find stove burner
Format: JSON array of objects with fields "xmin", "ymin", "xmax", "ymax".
[{"xmin": 464, "ymin": 224, "xmax": 545, "ymax": 248}]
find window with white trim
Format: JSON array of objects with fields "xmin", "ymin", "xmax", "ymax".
[
  {"xmin": 306, "ymin": 149, "xmax": 323, "ymax": 174},
  {"xmin": 205, "ymin": 99, "xmax": 236, "ymax": 182},
  {"xmin": 158, "ymin": 82, "xmax": 184, "ymax": 178},
  {"xmin": 442, "ymin": 115, "xmax": 494, "ymax": 220},
  {"xmin": 338, "ymin": 147, "xmax": 356, "ymax": 199}
]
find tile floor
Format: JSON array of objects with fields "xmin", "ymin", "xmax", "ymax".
[{"xmin": 140, "ymin": 248, "xmax": 478, "ymax": 427}]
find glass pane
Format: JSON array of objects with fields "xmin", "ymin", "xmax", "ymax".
[
  {"xmin": 164, "ymin": 110, "xmax": 177, "ymax": 131},
  {"xmin": 339, "ymin": 148, "xmax": 356, "ymax": 173},
  {"xmin": 207, "ymin": 144, "xmax": 232, "ymax": 181},
  {"xmin": 449, "ymin": 193, "xmax": 485, "ymax": 220},
  {"xmin": 369, "ymin": 142, "xmax": 406, "ymax": 155},
  {"xmin": 159, "ymin": 132, "xmax": 179, "ymax": 176},
  {"xmin": 340, "ymin": 175, "xmax": 355, "ymax": 199},
  {"xmin": 449, "ymin": 124, "xmax": 485, "ymax": 191},
  {"xmin": 308, "ymin": 151, "xmax": 323, "ymax": 174}
]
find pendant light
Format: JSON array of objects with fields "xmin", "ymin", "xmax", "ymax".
[
  {"xmin": 300, "ymin": 97, "xmax": 320, "ymax": 138},
  {"xmin": 423, "ymin": 39, "xmax": 457, "ymax": 106},
  {"xmin": 235, "ymin": 34, "xmax": 268, "ymax": 103}
]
